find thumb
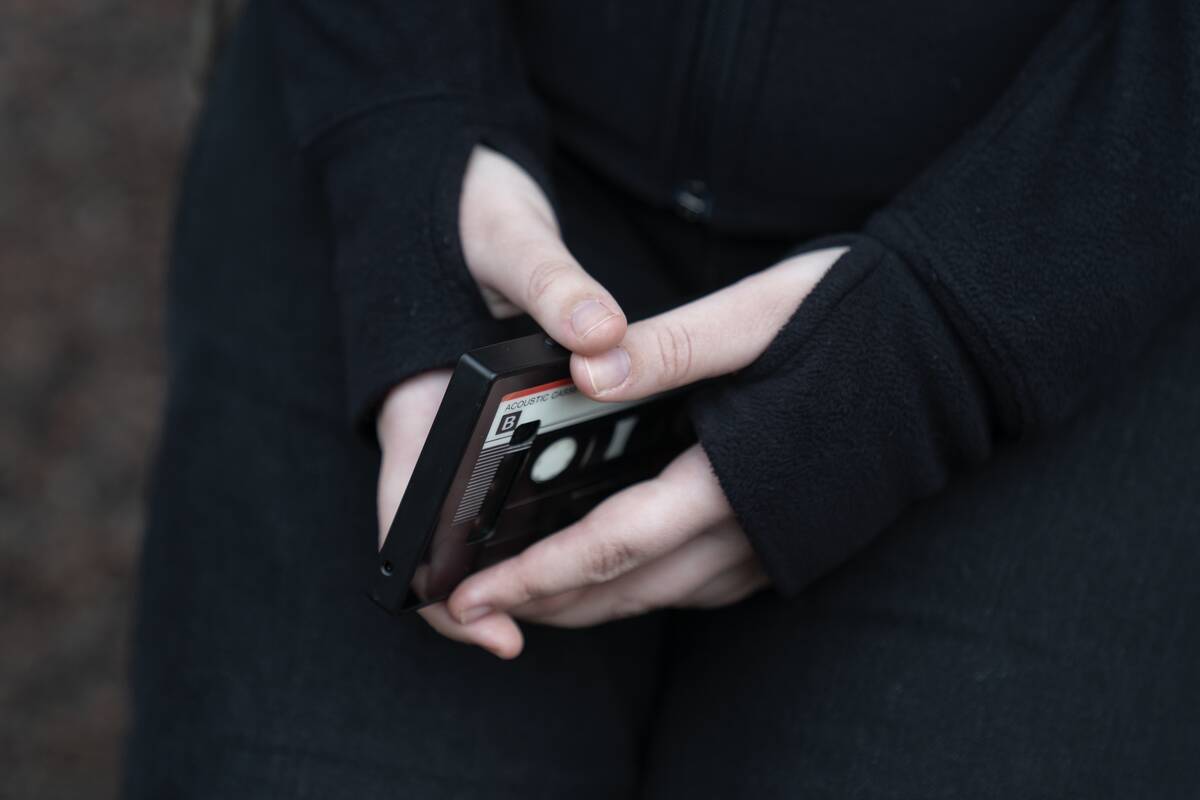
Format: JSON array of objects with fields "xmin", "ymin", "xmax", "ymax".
[{"xmin": 459, "ymin": 146, "xmax": 626, "ymax": 355}]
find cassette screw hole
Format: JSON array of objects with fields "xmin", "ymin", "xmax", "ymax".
[{"xmin": 380, "ymin": 561, "xmax": 394, "ymax": 577}]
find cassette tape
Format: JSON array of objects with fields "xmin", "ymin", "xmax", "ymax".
[{"xmin": 370, "ymin": 333, "xmax": 695, "ymax": 613}]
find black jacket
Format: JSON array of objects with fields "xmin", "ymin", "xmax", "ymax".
[{"xmin": 267, "ymin": 1, "xmax": 1200, "ymax": 595}]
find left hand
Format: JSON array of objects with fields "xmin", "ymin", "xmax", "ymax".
[{"xmin": 416, "ymin": 245, "xmax": 848, "ymax": 658}]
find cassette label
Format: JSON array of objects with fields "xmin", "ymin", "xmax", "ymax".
[{"xmin": 451, "ymin": 378, "xmax": 644, "ymax": 524}]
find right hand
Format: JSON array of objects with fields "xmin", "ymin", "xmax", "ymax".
[
  {"xmin": 456, "ymin": 145, "xmax": 628, "ymax": 351},
  {"xmin": 376, "ymin": 145, "xmax": 630, "ymax": 657}
]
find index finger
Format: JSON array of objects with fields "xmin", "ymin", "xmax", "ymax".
[{"xmin": 569, "ymin": 246, "xmax": 847, "ymax": 399}]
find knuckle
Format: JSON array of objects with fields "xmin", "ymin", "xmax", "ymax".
[
  {"xmin": 583, "ymin": 537, "xmax": 642, "ymax": 583},
  {"xmin": 654, "ymin": 323, "xmax": 696, "ymax": 385},
  {"xmin": 607, "ymin": 591, "xmax": 650, "ymax": 620},
  {"xmin": 508, "ymin": 554, "xmax": 545, "ymax": 604},
  {"xmin": 520, "ymin": 590, "xmax": 574, "ymax": 618},
  {"xmin": 524, "ymin": 258, "xmax": 573, "ymax": 307}
]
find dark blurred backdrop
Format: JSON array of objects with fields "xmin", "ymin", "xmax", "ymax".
[{"xmin": 1, "ymin": 1, "xmax": 198, "ymax": 796}]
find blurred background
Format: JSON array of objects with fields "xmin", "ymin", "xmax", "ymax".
[{"xmin": 1, "ymin": 1, "xmax": 204, "ymax": 796}]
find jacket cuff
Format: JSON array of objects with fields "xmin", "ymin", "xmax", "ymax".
[
  {"xmin": 689, "ymin": 236, "xmax": 996, "ymax": 595},
  {"xmin": 316, "ymin": 101, "xmax": 543, "ymax": 435}
]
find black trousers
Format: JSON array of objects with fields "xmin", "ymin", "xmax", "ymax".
[{"xmin": 124, "ymin": 8, "xmax": 1200, "ymax": 798}]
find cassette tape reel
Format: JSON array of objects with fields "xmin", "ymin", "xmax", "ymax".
[{"xmin": 370, "ymin": 333, "xmax": 694, "ymax": 613}]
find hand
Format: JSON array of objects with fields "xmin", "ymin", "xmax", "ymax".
[
  {"xmin": 377, "ymin": 146, "xmax": 848, "ymax": 659},
  {"xmin": 455, "ymin": 145, "xmax": 628, "ymax": 353},
  {"xmin": 377, "ymin": 368, "xmax": 531, "ymax": 654},
  {"xmin": 433, "ymin": 245, "xmax": 848, "ymax": 657},
  {"xmin": 376, "ymin": 145, "xmax": 633, "ymax": 654}
]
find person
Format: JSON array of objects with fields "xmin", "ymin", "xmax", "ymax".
[{"xmin": 125, "ymin": 1, "xmax": 1200, "ymax": 797}]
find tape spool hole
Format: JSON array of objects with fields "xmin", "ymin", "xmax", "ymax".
[{"xmin": 530, "ymin": 436, "xmax": 578, "ymax": 483}]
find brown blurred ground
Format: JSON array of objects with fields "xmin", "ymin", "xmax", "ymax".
[{"xmin": 0, "ymin": 1, "xmax": 197, "ymax": 796}]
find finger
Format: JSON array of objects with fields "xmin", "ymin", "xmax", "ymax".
[
  {"xmin": 417, "ymin": 602, "xmax": 525, "ymax": 660},
  {"xmin": 473, "ymin": 233, "xmax": 627, "ymax": 355},
  {"xmin": 512, "ymin": 522, "xmax": 753, "ymax": 623},
  {"xmin": 679, "ymin": 560, "xmax": 771, "ymax": 609},
  {"xmin": 446, "ymin": 445, "xmax": 727, "ymax": 623},
  {"xmin": 410, "ymin": 563, "xmax": 432, "ymax": 601},
  {"xmin": 570, "ymin": 246, "xmax": 848, "ymax": 398},
  {"xmin": 376, "ymin": 370, "xmax": 452, "ymax": 546},
  {"xmin": 512, "ymin": 522, "xmax": 754, "ymax": 628},
  {"xmin": 460, "ymin": 148, "xmax": 626, "ymax": 354}
]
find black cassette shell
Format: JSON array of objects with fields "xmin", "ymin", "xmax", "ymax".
[{"xmin": 369, "ymin": 333, "xmax": 693, "ymax": 614}]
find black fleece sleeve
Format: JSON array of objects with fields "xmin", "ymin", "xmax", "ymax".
[
  {"xmin": 266, "ymin": 1, "xmax": 549, "ymax": 429},
  {"xmin": 691, "ymin": 0, "xmax": 1200, "ymax": 595}
]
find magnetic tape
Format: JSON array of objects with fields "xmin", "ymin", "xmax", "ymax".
[{"xmin": 370, "ymin": 333, "xmax": 695, "ymax": 613}]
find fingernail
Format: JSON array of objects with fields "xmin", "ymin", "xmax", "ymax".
[
  {"xmin": 457, "ymin": 605, "xmax": 492, "ymax": 625},
  {"xmin": 571, "ymin": 299, "xmax": 617, "ymax": 341},
  {"xmin": 582, "ymin": 347, "xmax": 631, "ymax": 394}
]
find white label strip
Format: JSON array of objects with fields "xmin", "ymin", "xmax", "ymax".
[{"xmin": 449, "ymin": 379, "xmax": 650, "ymax": 525}]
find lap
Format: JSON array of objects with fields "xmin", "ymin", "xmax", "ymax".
[{"xmin": 126, "ymin": 354, "xmax": 669, "ymax": 799}]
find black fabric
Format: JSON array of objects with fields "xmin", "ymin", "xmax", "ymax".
[
  {"xmin": 267, "ymin": 0, "xmax": 1073, "ymax": 423},
  {"xmin": 691, "ymin": 237, "xmax": 995, "ymax": 594},
  {"xmin": 267, "ymin": 0, "xmax": 1200, "ymax": 597},
  {"xmin": 644, "ymin": 307, "xmax": 1200, "ymax": 796},
  {"xmin": 269, "ymin": 0, "xmax": 554, "ymax": 427},
  {"xmin": 126, "ymin": 14, "xmax": 669, "ymax": 798},
  {"xmin": 692, "ymin": 1, "xmax": 1200, "ymax": 593},
  {"xmin": 126, "ymin": 2, "xmax": 1200, "ymax": 796}
]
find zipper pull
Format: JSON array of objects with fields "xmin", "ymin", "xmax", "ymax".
[{"xmin": 672, "ymin": 179, "xmax": 712, "ymax": 222}]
